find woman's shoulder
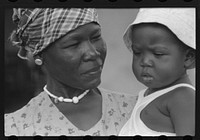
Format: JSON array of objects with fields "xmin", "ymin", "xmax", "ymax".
[
  {"xmin": 5, "ymin": 92, "xmax": 45, "ymax": 115},
  {"xmin": 98, "ymin": 87, "xmax": 137, "ymax": 112},
  {"xmin": 4, "ymin": 92, "xmax": 46, "ymax": 136},
  {"xmin": 98, "ymin": 87, "xmax": 137, "ymax": 131},
  {"xmin": 99, "ymin": 87, "xmax": 137, "ymax": 103},
  {"xmin": 99, "ymin": 87, "xmax": 137, "ymax": 98}
]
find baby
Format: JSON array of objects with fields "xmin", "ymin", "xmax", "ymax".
[{"xmin": 119, "ymin": 8, "xmax": 195, "ymax": 136}]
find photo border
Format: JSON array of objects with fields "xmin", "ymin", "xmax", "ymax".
[{"xmin": 1, "ymin": 0, "xmax": 199, "ymax": 140}]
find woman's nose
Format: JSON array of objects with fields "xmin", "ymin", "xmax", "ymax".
[{"xmin": 83, "ymin": 41, "xmax": 100, "ymax": 61}]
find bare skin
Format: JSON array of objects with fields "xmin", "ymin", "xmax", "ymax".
[
  {"xmin": 131, "ymin": 24, "xmax": 195, "ymax": 136},
  {"xmin": 141, "ymin": 75, "xmax": 195, "ymax": 135},
  {"xmin": 53, "ymin": 88, "xmax": 102, "ymax": 131},
  {"xmin": 39, "ymin": 23, "xmax": 107, "ymax": 131}
]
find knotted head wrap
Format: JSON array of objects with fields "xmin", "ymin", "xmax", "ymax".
[{"xmin": 10, "ymin": 8, "xmax": 99, "ymax": 60}]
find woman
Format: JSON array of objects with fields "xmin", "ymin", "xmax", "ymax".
[{"xmin": 5, "ymin": 8, "xmax": 137, "ymax": 136}]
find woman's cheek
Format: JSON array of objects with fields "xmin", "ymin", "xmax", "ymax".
[{"xmin": 97, "ymin": 40, "xmax": 107, "ymax": 61}]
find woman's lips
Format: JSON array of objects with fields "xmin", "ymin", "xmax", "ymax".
[{"xmin": 82, "ymin": 66, "xmax": 102, "ymax": 75}]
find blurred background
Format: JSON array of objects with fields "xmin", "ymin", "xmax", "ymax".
[{"xmin": 4, "ymin": 8, "xmax": 195, "ymax": 113}]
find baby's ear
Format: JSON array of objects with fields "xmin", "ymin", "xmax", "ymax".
[{"xmin": 184, "ymin": 49, "xmax": 195, "ymax": 69}]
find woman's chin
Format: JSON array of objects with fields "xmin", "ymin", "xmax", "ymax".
[{"xmin": 83, "ymin": 78, "xmax": 101, "ymax": 90}]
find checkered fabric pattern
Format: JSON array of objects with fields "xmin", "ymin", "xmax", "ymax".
[{"xmin": 11, "ymin": 8, "xmax": 99, "ymax": 59}]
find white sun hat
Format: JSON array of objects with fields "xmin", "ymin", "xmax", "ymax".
[{"xmin": 123, "ymin": 8, "xmax": 196, "ymax": 52}]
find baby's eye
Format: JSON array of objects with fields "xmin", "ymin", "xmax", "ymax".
[
  {"xmin": 154, "ymin": 52, "xmax": 165, "ymax": 57},
  {"xmin": 155, "ymin": 53, "xmax": 163, "ymax": 55},
  {"xmin": 133, "ymin": 50, "xmax": 141, "ymax": 55}
]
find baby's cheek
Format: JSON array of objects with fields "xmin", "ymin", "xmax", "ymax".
[
  {"xmin": 155, "ymin": 68, "xmax": 175, "ymax": 84},
  {"xmin": 132, "ymin": 65, "xmax": 141, "ymax": 78}
]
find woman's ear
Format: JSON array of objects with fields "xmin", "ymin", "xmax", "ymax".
[{"xmin": 184, "ymin": 49, "xmax": 195, "ymax": 69}]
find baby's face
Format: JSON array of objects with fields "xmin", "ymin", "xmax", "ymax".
[{"xmin": 131, "ymin": 24, "xmax": 186, "ymax": 90}]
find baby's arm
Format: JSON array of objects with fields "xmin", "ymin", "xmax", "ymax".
[{"xmin": 167, "ymin": 88, "xmax": 195, "ymax": 136}]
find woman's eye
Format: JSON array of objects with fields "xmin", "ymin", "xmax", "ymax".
[
  {"xmin": 91, "ymin": 35, "xmax": 101, "ymax": 41},
  {"xmin": 66, "ymin": 43, "xmax": 79, "ymax": 48}
]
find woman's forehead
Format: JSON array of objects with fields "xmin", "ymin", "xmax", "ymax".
[
  {"xmin": 59, "ymin": 23, "xmax": 101, "ymax": 42},
  {"xmin": 11, "ymin": 8, "xmax": 99, "ymax": 59}
]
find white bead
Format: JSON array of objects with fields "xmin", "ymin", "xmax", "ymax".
[
  {"xmin": 63, "ymin": 98, "xmax": 72, "ymax": 102},
  {"xmin": 43, "ymin": 85, "xmax": 90, "ymax": 104},
  {"xmin": 58, "ymin": 97, "xmax": 64, "ymax": 102},
  {"xmin": 72, "ymin": 97, "xmax": 79, "ymax": 104}
]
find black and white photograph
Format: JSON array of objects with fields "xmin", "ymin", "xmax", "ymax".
[{"xmin": 4, "ymin": 4, "xmax": 196, "ymax": 138}]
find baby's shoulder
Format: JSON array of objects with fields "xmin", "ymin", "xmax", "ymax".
[
  {"xmin": 166, "ymin": 86, "xmax": 195, "ymax": 100},
  {"xmin": 153, "ymin": 86, "xmax": 195, "ymax": 109},
  {"xmin": 164, "ymin": 86, "xmax": 195, "ymax": 108}
]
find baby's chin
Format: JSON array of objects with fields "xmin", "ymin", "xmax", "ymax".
[{"xmin": 140, "ymin": 80, "xmax": 166, "ymax": 90}]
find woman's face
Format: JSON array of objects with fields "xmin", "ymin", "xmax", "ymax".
[
  {"xmin": 131, "ymin": 24, "xmax": 186, "ymax": 90},
  {"xmin": 42, "ymin": 23, "xmax": 107, "ymax": 90}
]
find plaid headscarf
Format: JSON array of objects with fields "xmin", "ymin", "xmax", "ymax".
[{"xmin": 10, "ymin": 8, "xmax": 99, "ymax": 59}]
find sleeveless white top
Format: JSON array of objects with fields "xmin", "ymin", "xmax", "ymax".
[{"xmin": 119, "ymin": 83, "xmax": 195, "ymax": 136}]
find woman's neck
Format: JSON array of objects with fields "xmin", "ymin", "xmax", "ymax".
[{"xmin": 45, "ymin": 78, "xmax": 88, "ymax": 99}]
